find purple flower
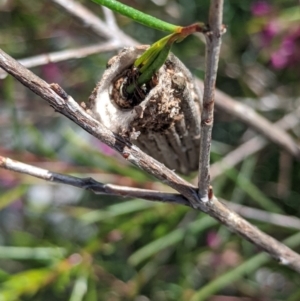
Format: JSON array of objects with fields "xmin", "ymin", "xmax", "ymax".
[
  {"xmin": 206, "ymin": 231, "xmax": 221, "ymax": 249},
  {"xmin": 93, "ymin": 139, "xmax": 116, "ymax": 156},
  {"xmin": 0, "ymin": 176, "xmax": 18, "ymax": 188},
  {"xmin": 41, "ymin": 62, "xmax": 63, "ymax": 83},
  {"xmin": 270, "ymin": 52, "xmax": 288, "ymax": 69},
  {"xmin": 270, "ymin": 27, "xmax": 300, "ymax": 69},
  {"xmin": 261, "ymin": 21, "xmax": 279, "ymax": 46},
  {"xmin": 251, "ymin": 1, "xmax": 271, "ymax": 16},
  {"xmin": 270, "ymin": 40, "xmax": 293, "ymax": 69}
]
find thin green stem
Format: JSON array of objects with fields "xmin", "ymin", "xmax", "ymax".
[{"xmin": 92, "ymin": 0, "xmax": 180, "ymax": 33}]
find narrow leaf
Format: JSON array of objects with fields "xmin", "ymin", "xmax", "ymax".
[{"xmin": 134, "ymin": 34, "xmax": 173, "ymax": 70}]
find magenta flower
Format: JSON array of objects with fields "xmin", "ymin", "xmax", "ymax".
[
  {"xmin": 41, "ymin": 62, "xmax": 63, "ymax": 83},
  {"xmin": 270, "ymin": 27, "xmax": 300, "ymax": 69},
  {"xmin": 206, "ymin": 231, "xmax": 221, "ymax": 249},
  {"xmin": 93, "ymin": 139, "xmax": 116, "ymax": 156},
  {"xmin": 261, "ymin": 21, "xmax": 279, "ymax": 46},
  {"xmin": 251, "ymin": 1, "xmax": 271, "ymax": 16}
]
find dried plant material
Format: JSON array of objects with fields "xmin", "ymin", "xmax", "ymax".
[{"xmin": 88, "ymin": 46, "xmax": 202, "ymax": 174}]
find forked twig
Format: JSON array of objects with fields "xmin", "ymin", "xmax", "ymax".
[{"xmin": 1, "ymin": 48, "xmax": 300, "ymax": 273}]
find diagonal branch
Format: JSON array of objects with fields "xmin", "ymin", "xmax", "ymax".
[
  {"xmin": 51, "ymin": 0, "xmax": 136, "ymax": 45},
  {"xmin": 0, "ymin": 41, "xmax": 120, "ymax": 79},
  {"xmin": 210, "ymin": 106, "xmax": 300, "ymax": 180},
  {"xmin": 1, "ymin": 48, "xmax": 300, "ymax": 273},
  {"xmin": 224, "ymin": 200, "xmax": 300, "ymax": 230},
  {"xmin": 198, "ymin": 0, "xmax": 224, "ymax": 202},
  {"xmin": 102, "ymin": 6, "xmax": 119, "ymax": 31},
  {"xmin": 213, "ymin": 87, "xmax": 300, "ymax": 159}
]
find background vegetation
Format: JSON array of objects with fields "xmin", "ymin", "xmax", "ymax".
[{"xmin": 1, "ymin": 0, "xmax": 300, "ymax": 300}]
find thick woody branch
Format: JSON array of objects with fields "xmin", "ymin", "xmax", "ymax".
[
  {"xmin": 198, "ymin": 0, "xmax": 224, "ymax": 202},
  {"xmin": 1, "ymin": 49, "xmax": 300, "ymax": 273}
]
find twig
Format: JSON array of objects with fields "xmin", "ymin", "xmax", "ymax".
[
  {"xmin": 198, "ymin": 78, "xmax": 300, "ymax": 160},
  {"xmin": 225, "ymin": 200, "xmax": 300, "ymax": 230},
  {"xmin": 213, "ymin": 88, "xmax": 300, "ymax": 159},
  {"xmin": 102, "ymin": 6, "xmax": 118, "ymax": 31},
  {"xmin": 2, "ymin": 152, "xmax": 300, "ymax": 232},
  {"xmin": 51, "ymin": 0, "xmax": 136, "ymax": 45},
  {"xmin": 1, "ymin": 49, "xmax": 300, "ymax": 273},
  {"xmin": 198, "ymin": 0, "xmax": 224, "ymax": 202},
  {"xmin": 0, "ymin": 155, "xmax": 188, "ymax": 206},
  {"xmin": 3, "ymin": 154, "xmax": 299, "ymax": 230},
  {"xmin": 0, "ymin": 41, "xmax": 120, "ymax": 79},
  {"xmin": 210, "ymin": 107, "xmax": 300, "ymax": 180}
]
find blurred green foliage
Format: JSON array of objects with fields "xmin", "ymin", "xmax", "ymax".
[{"xmin": 1, "ymin": 0, "xmax": 300, "ymax": 300}]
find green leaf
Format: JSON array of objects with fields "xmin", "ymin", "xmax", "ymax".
[
  {"xmin": 134, "ymin": 34, "xmax": 173, "ymax": 71},
  {"xmin": 127, "ymin": 23, "xmax": 208, "ymax": 93},
  {"xmin": 126, "ymin": 34, "xmax": 178, "ymax": 94}
]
